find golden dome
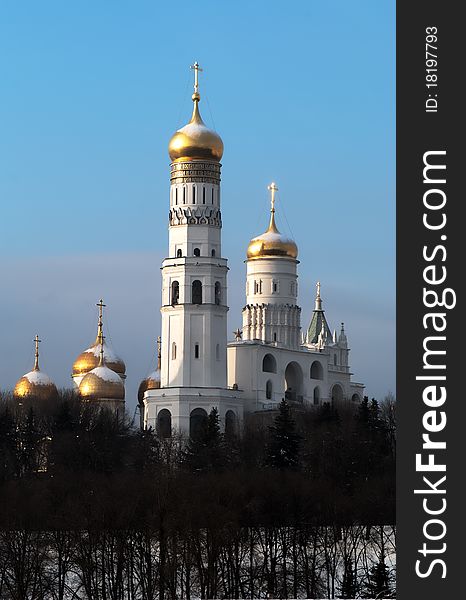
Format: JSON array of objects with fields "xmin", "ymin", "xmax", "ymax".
[
  {"xmin": 79, "ymin": 365, "xmax": 125, "ymax": 401},
  {"xmin": 247, "ymin": 183, "xmax": 298, "ymax": 260},
  {"xmin": 72, "ymin": 300, "xmax": 126, "ymax": 378},
  {"xmin": 138, "ymin": 371, "xmax": 161, "ymax": 405},
  {"xmin": 138, "ymin": 337, "xmax": 161, "ymax": 404},
  {"xmin": 168, "ymin": 94, "xmax": 223, "ymax": 163},
  {"xmin": 14, "ymin": 335, "xmax": 58, "ymax": 402},
  {"xmin": 72, "ymin": 336, "xmax": 126, "ymax": 377}
]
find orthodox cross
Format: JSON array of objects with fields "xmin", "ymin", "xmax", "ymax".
[
  {"xmin": 268, "ymin": 182, "xmax": 278, "ymax": 213},
  {"xmin": 34, "ymin": 334, "xmax": 41, "ymax": 370},
  {"xmin": 316, "ymin": 281, "xmax": 321, "ymax": 298},
  {"xmin": 96, "ymin": 298, "xmax": 106, "ymax": 341},
  {"xmin": 190, "ymin": 61, "xmax": 203, "ymax": 95}
]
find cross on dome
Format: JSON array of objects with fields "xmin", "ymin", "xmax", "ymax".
[
  {"xmin": 34, "ymin": 334, "xmax": 41, "ymax": 370},
  {"xmin": 268, "ymin": 182, "xmax": 278, "ymax": 213},
  {"xmin": 190, "ymin": 61, "xmax": 203, "ymax": 96}
]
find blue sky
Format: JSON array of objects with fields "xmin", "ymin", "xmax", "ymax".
[{"xmin": 0, "ymin": 1, "xmax": 395, "ymax": 411}]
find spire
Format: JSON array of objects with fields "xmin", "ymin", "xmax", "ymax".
[
  {"xmin": 338, "ymin": 322, "xmax": 348, "ymax": 346},
  {"xmin": 305, "ymin": 281, "xmax": 332, "ymax": 346},
  {"xmin": 189, "ymin": 61, "xmax": 203, "ymax": 123},
  {"xmin": 266, "ymin": 182, "xmax": 279, "ymax": 233},
  {"xmin": 156, "ymin": 335, "xmax": 161, "ymax": 371},
  {"xmin": 315, "ymin": 281, "xmax": 322, "ymax": 311},
  {"xmin": 33, "ymin": 334, "xmax": 41, "ymax": 371},
  {"xmin": 98, "ymin": 334, "xmax": 105, "ymax": 367}
]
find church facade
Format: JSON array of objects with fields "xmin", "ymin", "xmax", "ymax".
[{"xmin": 143, "ymin": 64, "xmax": 364, "ymax": 436}]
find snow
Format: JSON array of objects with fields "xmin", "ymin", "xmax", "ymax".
[
  {"xmin": 83, "ymin": 341, "xmax": 120, "ymax": 363},
  {"xmin": 88, "ymin": 366, "xmax": 123, "ymax": 383},
  {"xmin": 24, "ymin": 370, "xmax": 53, "ymax": 385}
]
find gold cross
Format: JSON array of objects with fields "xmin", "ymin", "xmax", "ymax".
[
  {"xmin": 316, "ymin": 281, "xmax": 321, "ymax": 298},
  {"xmin": 34, "ymin": 334, "xmax": 41, "ymax": 370},
  {"xmin": 190, "ymin": 61, "xmax": 203, "ymax": 94},
  {"xmin": 268, "ymin": 182, "xmax": 278, "ymax": 213},
  {"xmin": 96, "ymin": 298, "xmax": 106, "ymax": 341}
]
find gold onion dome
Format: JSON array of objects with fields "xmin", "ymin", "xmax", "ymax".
[
  {"xmin": 79, "ymin": 341, "xmax": 125, "ymax": 401},
  {"xmin": 72, "ymin": 300, "xmax": 126, "ymax": 378},
  {"xmin": 138, "ymin": 337, "xmax": 162, "ymax": 405},
  {"xmin": 14, "ymin": 335, "xmax": 58, "ymax": 401},
  {"xmin": 168, "ymin": 62, "xmax": 223, "ymax": 163},
  {"xmin": 247, "ymin": 183, "xmax": 298, "ymax": 260}
]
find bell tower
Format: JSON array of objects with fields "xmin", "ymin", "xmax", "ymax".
[{"xmin": 160, "ymin": 61, "xmax": 228, "ymax": 389}]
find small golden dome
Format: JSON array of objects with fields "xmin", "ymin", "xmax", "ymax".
[
  {"xmin": 14, "ymin": 335, "xmax": 58, "ymax": 402},
  {"xmin": 168, "ymin": 95, "xmax": 223, "ymax": 163},
  {"xmin": 138, "ymin": 371, "xmax": 161, "ymax": 405},
  {"xmin": 79, "ymin": 365, "xmax": 125, "ymax": 401},
  {"xmin": 72, "ymin": 336, "xmax": 126, "ymax": 377},
  {"xmin": 247, "ymin": 183, "xmax": 298, "ymax": 260},
  {"xmin": 138, "ymin": 336, "xmax": 162, "ymax": 405}
]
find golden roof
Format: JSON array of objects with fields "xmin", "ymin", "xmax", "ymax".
[
  {"xmin": 168, "ymin": 62, "xmax": 223, "ymax": 163},
  {"xmin": 79, "ymin": 366, "xmax": 125, "ymax": 401},
  {"xmin": 72, "ymin": 299, "xmax": 126, "ymax": 378},
  {"xmin": 79, "ymin": 339, "xmax": 125, "ymax": 401},
  {"xmin": 247, "ymin": 183, "xmax": 298, "ymax": 260},
  {"xmin": 14, "ymin": 335, "xmax": 58, "ymax": 402},
  {"xmin": 72, "ymin": 337, "xmax": 126, "ymax": 377}
]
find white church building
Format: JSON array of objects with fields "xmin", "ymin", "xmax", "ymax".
[{"xmin": 143, "ymin": 64, "xmax": 364, "ymax": 436}]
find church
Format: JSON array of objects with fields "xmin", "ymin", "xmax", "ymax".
[
  {"xmin": 141, "ymin": 63, "xmax": 364, "ymax": 436},
  {"xmin": 11, "ymin": 63, "xmax": 364, "ymax": 435}
]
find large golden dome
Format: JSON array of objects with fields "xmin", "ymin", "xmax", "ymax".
[
  {"xmin": 79, "ymin": 365, "xmax": 125, "ymax": 401},
  {"xmin": 14, "ymin": 335, "xmax": 58, "ymax": 402},
  {"xmin": 247, "ymin": 184, "xmax": 298, "ymax": 260},
  {"xmin": 168, "ymin": 93, "xmax": 223, "ymax": 163}
]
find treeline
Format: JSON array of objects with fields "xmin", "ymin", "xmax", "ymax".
[
  {"xmin": 0, "ymin": 525, "xmax": 395, "ymax": 599},
  {"xmin": 0, "ymin": 392, "xmax": 396, "ymax": 597}
]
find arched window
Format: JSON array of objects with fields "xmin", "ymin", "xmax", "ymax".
[
  {"xmin": 351, "ymin": 393, "xmax": 360, "ymax": 403},
  {"xmin": 192, "ymin": 280, "xmax": 202, "ymax": 304},
  {"xmin": 215, "ymin": 281, "xmax": 221, "ymax": 305},
  {"xmin": 203, "ymin": 187, "xmax": 206, "ymax": 204},
  {"xmin": 262, "ymin": 353, "xmax": 277, "ymax": 373},
  {"xmin": 193, "ymin": 247, "xmax": 200, "ymax": 257},
  {"xmin": 157, "ymin": 409, "xmax": 172, "ymax": 438},
  {"xmin": 194, "ymin": 344, "xmax": 200, "ymax": 359},
  {"xmin": 176, "ymin": 249, "xmax": 182, "ymax": 258},
  {"xmin": 313, "ymin": 387, "xmax": 320, "ymax": 405},
  {"xmin": 310, "ymin": 360, "xmax": 323, "ymax": 380},
  {"xmin": 190, "ymin": 408, "xmax": 208, "ymax": 440},
  {"xmin": 183, "ymin": 187, "xmax": 186, "ymax": 204},
  {"xmin": 266, "ymin": 380, "xmax": 273, "ymax": 400},
  {"xmin": 171, "ymin": 281, "xmax": 179, "ymax": 305},
  {"xmin": 225, "ymin": 410, "xmax": 237, "ymax": 438},
  {"xmin": 334, "ymin": 354, "xmax": 337, "ymax": 366},
  {"xmin": 175, "ymin": 188, "xmax": 178, "ymax": 205},
  {"xmin": 211, "ymin": 249, "xmax": 216, "ymax": 257},
  {"xmin": 171, "ymin": 342, "xmax": 177, "ymax": 360},
  {"xmin": 211, "ymin": 188, "xmax": 214, "ymax": 204},
  {"xmin": 332, "ymin": 384, "xmax": 344, "ymax": 404},
  {"xmin": 192, "ymin": 185, "xmax": 196, "ymax": 204},
  {"xmin": 273, "ymin": 332, "xmax": 277, "ymax": 342}
]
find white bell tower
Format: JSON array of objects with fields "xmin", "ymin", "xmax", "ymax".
[{"xmin": 144, "ymin": 63, "xmax": 243, "ymax": 435}]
